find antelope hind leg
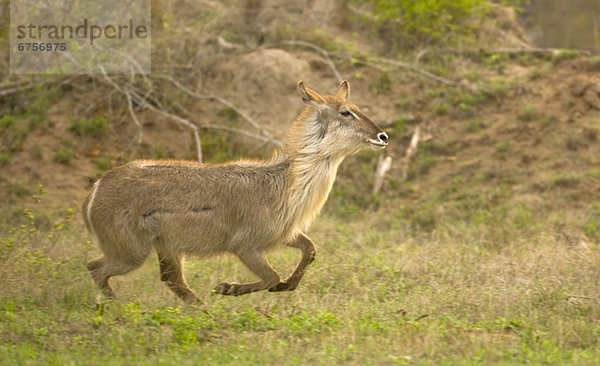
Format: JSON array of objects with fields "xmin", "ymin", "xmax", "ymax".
[
  {"xmin": 87, "ymin": 255, "xmax": 118, "ymax": 299},
  {"xmin": 269, "ymin": 232, "xmax": 316, "ymax": 292},
  {"xmin": 87, "ymin": 243, "xmax": 151, "ymax": 300},
  {"xmin": 213, "ymin": 250, "xmax": 281, "ymax": 296}
]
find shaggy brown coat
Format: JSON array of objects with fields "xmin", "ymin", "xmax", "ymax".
[{"xmin": 83, "ymin": 80, "xmax": 388, "ymax": 301}]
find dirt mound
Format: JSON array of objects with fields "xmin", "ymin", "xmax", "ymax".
[
  {"xmin": 209, "ymin": 48, "xmax": 339, "ymax": 134},
  {"xmin": 534, "ymin": 59, "xmax": 600, "ymax": 115}
]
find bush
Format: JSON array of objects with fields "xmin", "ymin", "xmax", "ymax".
[
  {"xmin": 69, "ymin": 116, "xmax": 109, "ymax": 137},
  {"xmin": 355, "ymin": 0, "xmax": 490, "ymax": 49}
]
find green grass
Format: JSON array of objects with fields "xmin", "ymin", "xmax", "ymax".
[
  {"xmin": 591, "ymin": 55, "xmax": 600, "ymax": 72},
  {"xmin": 552, "ymin": 50, "xmax": 579, "ymax": 65},
  {"xmin": 53, "ymin": 140, "xmax": 76, "ymax": 165},
  {"xmin": 151, "ymin": 145, "xmax": 170, "ymax": 160},
  {"xmin": 69, "ymin": 116, "xmax": 110, "ymax": 137},
  {"xmin": 495, "ymin": 141, "xmax": 510, "ymax": 153},
  {"xmin": 2, "ymin": 191, "xmax": 600, "ymax": 365},
  {"xmin": 465, "ymin": 118, "xmax": 485, "ymax": 133},
  {"xmin": 518, "ymin": 106, "xmax": 539, "ymax": 123},
  {"xmin": 0, "ymin": 85, "xmax": 60, "ymax": 166}
]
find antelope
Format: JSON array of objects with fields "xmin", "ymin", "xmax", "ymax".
[{"xmin": 83, "ymin": 80, "xmax": 388, "ymax": 302}]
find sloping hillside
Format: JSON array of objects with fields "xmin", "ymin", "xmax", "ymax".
[{"xmin": 1, "ymin": 1, "xmax": 598, "ymax": 241}]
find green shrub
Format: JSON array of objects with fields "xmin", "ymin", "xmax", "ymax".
[
  {"xmin": 354, "ymin": 0, "xmax": 490, "ymax": 49},
  {"xmin": 53, "ymin": 147, "xmax": 74, "ymax": 165},
  {"xmin": 465, "ymin": 118, "xmax": 485, "ymax": 133},
  {"xmin": 0, "ymin": 114, "xmax": 17, "ymax": 128},
  {"xmin": 31, "ymin": 145, "xmax": 43, "ymax": 160},
  {"xmin": 69, "ymin": 116, "xmax": 109, "ymax": 137},
  {"xmin": 495, "ymin": 141, "xmax": 510, "ymax": 153},
  {"xmin": 54, "ymin": 140, "xmax": 75, "ymax": 165},
  {"xmin": 377, "ymin": 72, "xmax": 392, "ymax": 93},
  {"xmin": 582, "ymin": 203, "xmax": 600, "ymax": 242},
  {"xmin": 434, "ymin": 102, "xmax": 449, "ymax": 116},
  {"xmin": 518, "ymin": 106, "xmax": 539, "ymax": 122},
  {"xmin": 591, "ymin": 55, "xmax": 600, "ymax": 72},
  {"xmin": 393, "ymin": 117, "xmax": 407, "ymax": 134},
  {"xmin": 0, "ymin": 150, "xmax": 13, "ymax": 166},
  {"xmin": 552, "ymin": 50, "xmax": 579, "ymax": 65},
  {"xmin": 94, "ymin": 157, "xmax": 113, "ymax": 177},
  {"xmin": 152, "ymin": 145, "xmax": 170, "ymax": 159}
]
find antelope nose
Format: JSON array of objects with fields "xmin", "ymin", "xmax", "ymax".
[{"xmin": 378, "ymin": 132, "xmax": 388, "ymax": 144}]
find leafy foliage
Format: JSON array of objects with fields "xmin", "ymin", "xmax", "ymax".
[
  {"xmin": 355, "ymin": 0, "xmax": 490, "ymax": 48},
  {"xmin": 69, "ymin": 116, "xmax": 109, "ymax": 137}
]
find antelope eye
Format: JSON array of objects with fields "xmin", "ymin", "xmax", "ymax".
[{"xmin": 340, "ymin": 110, "xmax": 352, "ymax": 117}]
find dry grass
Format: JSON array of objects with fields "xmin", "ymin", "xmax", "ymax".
[{"xmin": 1, "ymin": 198, "xmax": 599, "ymax": 365}]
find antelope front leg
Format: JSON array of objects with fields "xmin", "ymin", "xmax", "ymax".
[
  {"xmin": 269, "ymin": 232, "xmax": 316, "ymax": 292},
  {"xmin": 213, "ymin": 250, "xmax": 281, "ymax": 296}
]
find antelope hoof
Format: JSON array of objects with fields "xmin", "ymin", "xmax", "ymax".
[
  {"xmin": 269, "ymin": 281, "xmax": 297, "ymax": 292},
  {"xmin": 212, "ymin": 282, "xmax": 238, "ymax": 296}
]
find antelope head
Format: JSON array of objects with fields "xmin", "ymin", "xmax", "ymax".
[{"xmin": 296, "ymin": 80, "xmax": 388, "ymax": 158}]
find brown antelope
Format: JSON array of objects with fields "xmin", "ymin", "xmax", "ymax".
[{"xmin": 83, "ymin": 80, "xmax": 388, "ymax": 302}]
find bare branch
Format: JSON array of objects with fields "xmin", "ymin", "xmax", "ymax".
[
  {"xmin": 375, "ymin": 57, "xmax": 461, "ymax": 87},
  {"xmin": 125, "ymin": 92, "xmax": 143, "ymax": 144},
  {"xmin": 428, "ymin": 47, "xmax": 588, "ymax": 58},
  {"xmin": 97, "ymin": 67, "xmax": 281, "ymax": 164},
  {"xmin": 98, "ymin": 67, "xmax": 203, "ymax": 160},
  {"xmin": 0, "ymin": 76, "xmax": 72, "ymax": 98},
  {"xmin": 198, "ymin": 125, "xmax": 281, "ymax": 146},
  {"xmin": 153, "ymin": 74, "xmax": 278, "ymax": 141},
  {"xmin": 273, "ymin": 39, "xmax": 462, "ymax": 88}
]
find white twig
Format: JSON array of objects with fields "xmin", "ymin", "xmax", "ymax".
[
  {"xmin": 192, "ymin": 128, "xmax": 202, "ymax": 163},
  {"xmin": 402, "ymin": 126, "xmax": 420, "ymax": 181},
  {"xmin": 373, "ymin": 154, "xmax": 392, "ymax": 194},
  {"xmin": 125, "ymin": 92, "xmax": 143, "ymax": 144}
]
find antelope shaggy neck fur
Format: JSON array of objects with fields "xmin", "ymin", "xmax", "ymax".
[{"xmin": 83, "ymin": 80, "xmax": 388, "ymax": 301}]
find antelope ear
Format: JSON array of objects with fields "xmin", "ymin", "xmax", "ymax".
[
  {"xmin": 298, "ymin": 81, "xmax": 325, "ymax": 106},
  {"xmin": 335, "ymin": 79, "xmax": 350, "ymax": 101}
]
